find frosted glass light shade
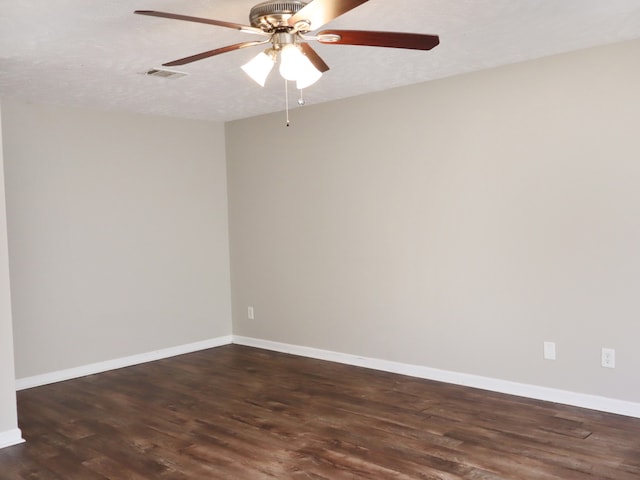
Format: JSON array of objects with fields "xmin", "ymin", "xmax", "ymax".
[
  {"xmin": 296, "ymin": 65, "xmax": 322, "ymax": 89},
  {"xmin": 241, "ymin": 51, "xmax": 275, "ymax": 87},
  {"xmin": 278, "ymin": 44, "xmax": 322, "ymax": 89},
  {"xmin": 279, "ymin": 44, "xmax": 306, "ymax": 81}
]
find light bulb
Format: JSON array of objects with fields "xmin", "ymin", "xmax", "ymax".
[{"xmin": 241, "ymin": 51, "xmax": 275, "ymax": 87}]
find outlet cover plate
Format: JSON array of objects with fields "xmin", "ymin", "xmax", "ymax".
[
  {"xmin": 601, "ymin": 348, "xmax": 615, "ymax": 368},
  {"xmin": 543, "ymin": 341, "xmax": 556, "ymax": 360}
]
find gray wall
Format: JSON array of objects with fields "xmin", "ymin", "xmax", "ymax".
[
  {"xmin": 227, "ymin": 39, "xmax": 640, "ymax": 403},
  {"xmin": 3, "ymin": 100, "xmax": 232, "ymax": 378},
  {"xmin": 0, "ymin": 103, "xmax": 20, "ymax": 441}
]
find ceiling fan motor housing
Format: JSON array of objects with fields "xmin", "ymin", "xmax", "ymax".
[{"xmin": 249, "ymin": 1, "xmax": 309, "ymax": 31}]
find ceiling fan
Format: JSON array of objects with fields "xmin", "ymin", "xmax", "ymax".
[{"xmin": 135, "ymin": 0, "xmax": 440, "ymax": 89}]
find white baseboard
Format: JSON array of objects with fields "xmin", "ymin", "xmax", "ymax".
[
  {"xmin": 15, "ymin": 333, "xmax": 639, "ymax": 418},
  {"xmin": 232, "ymin": 335, "xmax": 640, "ymax": 419},
  {"xmin": 16, "ymin": 335, "xmax": 233, "ymax": 390},
  {"xmin": 0, "ymin": 428, "xmax": 25, "ymax": 449}
]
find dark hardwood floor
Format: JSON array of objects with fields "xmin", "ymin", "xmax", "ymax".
[{"xmin": 1, "ymin": 345, "xmax": 639, "ymax": 479}]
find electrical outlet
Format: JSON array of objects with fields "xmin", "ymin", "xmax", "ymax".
[
  {"xmin": 247, "ymin": 306, "xmax": 254, "ymax": 320},
  {"xmin": 601, "ymin": 348, "xmax": 615, "ymax": 368},
  {"xmin": 543, "ymin": 341, "xmax": 556, "ymax": 360}
]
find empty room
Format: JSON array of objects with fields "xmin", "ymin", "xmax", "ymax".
[{"xmin": 1, "ymin": 1, "xmax": 640, "ymax": 478}]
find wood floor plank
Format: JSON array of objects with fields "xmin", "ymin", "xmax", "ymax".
[{"xmin": 1, "ymin": 345, "xmax": 639, "ymax": 479}]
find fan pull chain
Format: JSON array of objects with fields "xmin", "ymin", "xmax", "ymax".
[{"xmin": 285, "ymin": 79, "xmax": 290, "ymax": 127}]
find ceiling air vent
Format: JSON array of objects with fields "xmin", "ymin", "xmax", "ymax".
[{"xmin": 145, "ymin": 68, "xmax": 188, "ymax": 79}]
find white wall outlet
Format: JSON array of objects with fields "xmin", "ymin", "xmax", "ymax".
[
  {"xmin": 601, "ymin": 348, "xmax": 615, "ymax": 368},
  {"xmin": 247, "ymin": 306, "xmax": 254, "ymax": 320},
  {"xmin": 543, "ymin": 341, "xmax": 556, "ymax": 360}
]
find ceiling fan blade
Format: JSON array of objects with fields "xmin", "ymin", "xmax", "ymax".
[
  {"xmin": 162, "ymin": 41, "xmax": 268, "ymax": 66},
  {"xmin": 288, "ymin": 0, "xmax": 369, "ymax": 30},
  {"xmin": 300, "ymin": 43, "xmax": 330, "ymax": 73},
  {"xmin": 134, "ymin": 10, "xmax": 268, "ymax": 36},
  {"xmin": 317, "ymin": 30, "xmax": 440, "ymax": 50}
]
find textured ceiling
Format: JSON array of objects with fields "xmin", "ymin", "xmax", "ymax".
[{"xmin": 1, "ymin": 0, "xmax": 639, "ymax": 122}]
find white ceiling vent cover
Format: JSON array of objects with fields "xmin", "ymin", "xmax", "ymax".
[{"xmin": 144, "ymin": 68, "xmax": 188, "ymax": 79}]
